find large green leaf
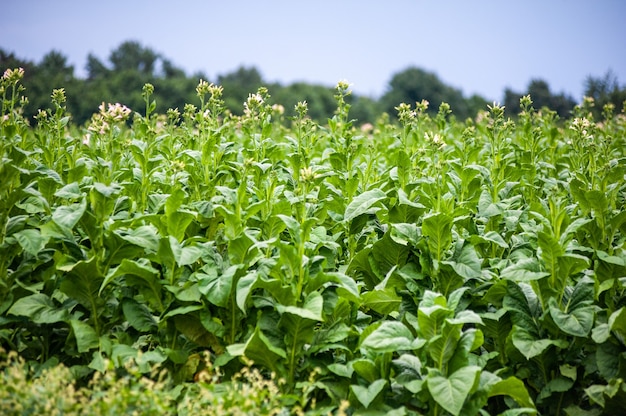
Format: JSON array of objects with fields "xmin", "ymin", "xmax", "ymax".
[
  {"xmin": 427, "ymin": 366, "xmax": 481, "ymax": 415},
  {"xmin": 228, "ymin": 326, "xmax": 286, "ymax": 373},
  {"xmin": 235, "ymin": 271, "xmax": 258, "ymax": 313},
  {"xmin": 101, "ymin": 258, "xmax": 162, "ymax": 310},
  {"xmin": 52, "ymin": 198, "xmax": 87, "ymax": 230},
  {"xmin": 361, "ymin": 288, "xmax": 402, "ymax": 315},
  {"xmin": 443, "ymin": 243, "xmax": 482, "ymax": 280},
  {"xmin": 510, "ymin": 325, "xmax": 567, "ymax": 360},
  {"xmin": 277, "ymin": 290, "xmax": 324, "ymax": 321},
  {"xmin": 169, "ymin": 236, "xmax": 205, "ymax": 266},
  {"xmin": 418, "ymin": 303, "xmax": 453, "ymax": 340},
  {"xmin": 548, "ymin": 277, "xmax": 595, "ymax": 337},
  {"xmin": 59, "ymin": 257, "xmax": 104, "ymax": 310},
  {"xmin": 422, "ymin": 212, "xmax": 453, "ymax": 262},
  {"xmin": 360, "ymin": 321, "xmax": 417, "ymax": 353},
  {"xmin": 537, "ymin": 230, "xmax": 563, "ymax": 274},
  {"xmin": 7, "ymin": 293, "xmax": 69, "ymax": 324},
  {"xmin": 13, "ymin": 229, "xmax": 47, "ymax": 256},
  {"xmin": 350, "ymin": 379, "xmax": 387, "ymax": 409},
  {"xmin": 115, "ymin": 224, "xmax": 160, "ymax": 253},
  {"xmin": 488, "ymin": 376, "xmax": 535, "ymax": 409},
  {"xmin": 428, "ymin": 322, "xmax": 462, "ymax": 370},
  {"xmin": 343, "ymin": 188, "xmax": 386, "ymax": 223},
  {"xmin": 121, "ymin": 297, "xmax": 158, "ymax": 332},
  {"xmin": 500, "ymin": 258, "xmax": 550, "ymax": 282},
  {"xmin": 370, "ymin": 232, "xmax": 410, "ymax": 279},
  {"xmin": 197, "ymin": 264, "xmax": 239, "ymax": 308},
  {"xmin": 70, "ymin": 319, "xmax": 99, "ymax": 353}
]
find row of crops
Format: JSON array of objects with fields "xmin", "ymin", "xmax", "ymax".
[{"xmin": 1, "ymin": 70, "xmax": 626, "ymax": 414}]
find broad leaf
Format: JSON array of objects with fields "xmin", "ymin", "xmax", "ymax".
[
  {"xmin": 52, "ymin": 198, "xmax": 87, "ymax": 230},
  {"xmin": 488, "ymin": 376, "xmax": 535, "ymax": 409},
  {"xmin": 7, "ymin": 293, "xmax": 69, "ymax": 324},
  {"xmin": 443, "ymin": 243, "xmax": 482, "ymax": 280},
  {"xmin": 360, "ymin": 321, "xmax": 415, "ymax": 353},
  {"xmin": 13, "ymin": 229, "xmax": 47, "ymax": 256},
  {"xmin": 278, "ymin": 290, "xmax": 324, "ymax": 320},
  {"xmin": 344, "ymin": 188, "xmax": 386, "ymax": 223},
  {"xmin": 70, "ymin": 319, "xmax": 99, "ymax": 353},
  {"xmin": 510, "ymin": 325, "xmax": 567, "ymax": 360},
  {"xmin": 198, "ymin": 264, "xmax": 239, "ymax": 308},
  {"xmin": 427, "ymin": 366, "xmax": 481, "ymax": 415},
  {"xmin": 361, "ymin": 288, "xmax": 402, "ymax": 315},
  {"xmin": 351, "ymin": 379, "xmax": 387, "ymax": 409},
  {"xmin": 422, "ymin": 212, "xmax": 453, "ymax": 261},
  {"xmin": 501, "ymin": 258, "xmax": 550, "ymax": 282},
  {"xmin": 122, "ymin": 297, "xmax": 157, "ymax": 332}
]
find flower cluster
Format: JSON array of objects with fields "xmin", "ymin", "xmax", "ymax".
[
  {"xmin": 424, "ymin": 131, "xmax": 445, "ymax": 148},
  {"xmin": 1, "ymin": 67, "xmax": 24, "ymax": 85},
  {"xmin": 395, "ymin": 103, "xmax": 416, "ymax": 124},
  {"xmin": 244, "ymin": 92, "xmax": 265, "ymax": 116},
  {"xmin": 86, "ymin": 102, "xmax": 131, "ymax": 138},
  {"xmin": 99, "ymin": 102, "xmax": 132, "ymax": 122},
  {"xmin": 196, "ymin": 79, "xmax": 223, "ymax": 99},
  {"xmin": 299, "ymin": 166, "xmax": 320, "ymax": 183}
]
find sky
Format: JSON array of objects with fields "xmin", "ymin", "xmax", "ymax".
[{"xmin": 1, "ymin": 0, "xmax": 625, "ymax": 102}]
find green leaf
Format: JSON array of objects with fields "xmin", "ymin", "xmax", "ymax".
[
  {"xmin": 344, "ymin": 188, "xmax": 386, "ymax": 223},
  {"xmin": 70, "ymin": 319, "xmax": 99, "ymax": 353},
  {"xmin": 54, "ymin": 182, "xmax": 82, "ymax": 199},
  {"xmin": 13, "ymin": 229, "xmax": 47, "ymax": 255},
  {"xmin": 488, "ymin": 376, "xmax": 535, "ymax": 409},
  {"xmin": 351, "ymin": 379, "xmax": 387, "ymax": 409},
  {"xmin": 500, "ymin": 258, "xmax": 550, "ymax": 282},
  {"xmin": 422, "ymin": 212, "xmax": 453, "ymax": 261},
  {"xmin": 173, "ymin": 315, "xmax": 222, "ymax": 351},
  {"xmin": 443, "ymin": 243, "xmax": 482, "ymax": 280},
  {"xmin": 510, "ymin": 325, "xmax": 567, "ymax": 360},
  {"xmin": 52, "ymin": 198, "xmax": 87, "ymax": 230},
  {"xmin": 361, "ymin": 288, "xmax": 402, "ymax": 315},
  {"xmin": 548, "ymin": 278, "xmax": 595, "ymax": 337},
  {"xmin": 390, "ymin": 223, "xmax": 422, "ymax": 246},
  {"xmin": 236, "ymin": 271, "xmax": 258, "ymax": 313},
  {"xmin": 7, "ymin": 293, "xmax": 69, "ymax": 324},
  {"xmin": 170, "ymin": 238, "xmax": 205, "ymax": 267},
  {"xmin": 167, "ymin": 211, "xmax": 195, "ymax": 242},
  {"xmin": 277, "ymin": 291, "xmax": 324, "ymax": 321},
  {"xmin": 418, "ymin": 302, "xmax": 453, "ymax": 340},
  {"xmin": 101, "ymin": 258, "xmax": 162, "ymax": 311},
  {"xmin": 370, "ymin": 233, "xmax": 410, "ymax": 278},
  {"xmin": 608, "ymin": 307, "xmax": 626, "ymax": 339},
  {"xmin": 116, "ymin": 225, "xmax": 160, "ymax": 253},
  {"xmin": 59, "ymin": 257, "xmax": 104, "ymax": 310},
  {"xmin": 122, "ymin": 298, "xmax": 157, "ymax": 332},
  {"xmin": 427, "ymin": 366, "xmax": 481, "ymax": 415},
  {"xmin": 538, "ymin": 230, "xmax": 564, "ymax": 273},
  {"xmin": 428, "ymin": 322, "xmax": 462, "ymax": 369},
  {"xmin": 360, "ymin": 321, "xmax": 414, "ymax": 353},
  {"xmin": 229, "ymin": 326, "xmax": 286, "ymax": 373},
  {"xmin": 351, "ymin": 358, "xmax": 380, "ymax": 383},
  {"xmin": 197, "ymin": 264, "xmax": 238, "ymax": 308}
]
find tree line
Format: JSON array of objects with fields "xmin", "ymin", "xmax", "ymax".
[{"xmin": 2, "ymin": 40, "xmax": 624, "ymax": 125}]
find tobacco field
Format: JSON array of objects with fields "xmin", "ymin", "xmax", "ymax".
[{"xmin": 1, "ymin": 70, "xmax": 626, "ymax": 415}]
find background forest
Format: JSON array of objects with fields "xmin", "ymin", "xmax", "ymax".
[{"xmin": 2, "ymin": 40, "xmax": 626, "ymax": 125}]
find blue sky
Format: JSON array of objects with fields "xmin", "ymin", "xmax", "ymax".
[{"xmin": 1, "ymin": 0, "xmax": 625, "ymax": 102}]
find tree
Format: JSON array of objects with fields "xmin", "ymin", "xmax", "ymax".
[
  {"xmin": 504, "ymin": 79, "xmax": 575, "ymax": 118},
  {"xmin": 584, "ymin": 70, "xmax": 626, "ymax": 118},
  {"xmin": 109, "ymin": 41, "xmax": 159, "ymax": 75},
  {"xmin": 86, "ymin": 53, "xmax": 108, "ymax": 80},
  {"xmin": 380, "ymin": 67, "xmax": 474, "ymax": 119}
]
